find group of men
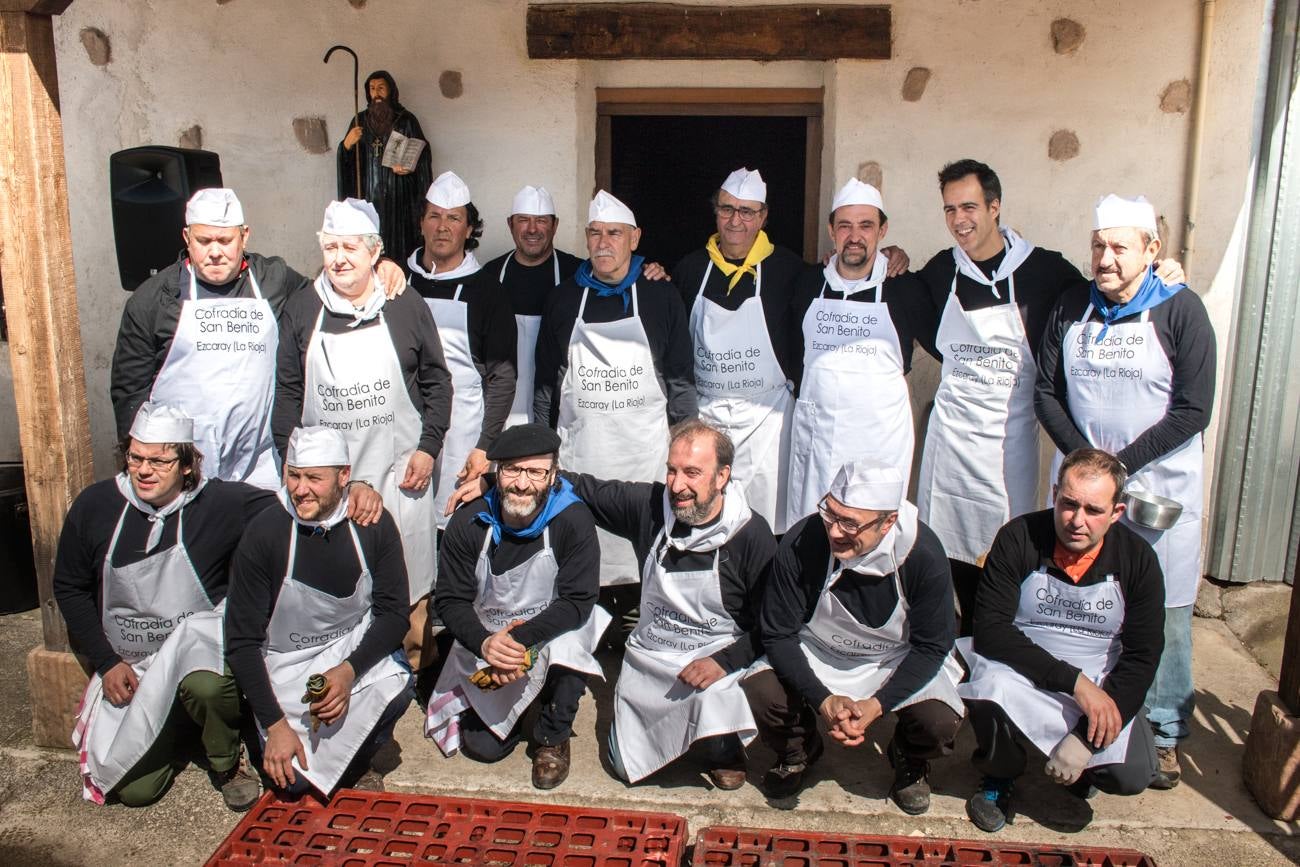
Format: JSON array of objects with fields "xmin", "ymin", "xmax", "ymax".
[{"xmin": 52, "ymin": 148, "xmax": 1214, "ymax": 835}]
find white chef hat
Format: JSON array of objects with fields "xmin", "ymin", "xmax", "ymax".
[
  {"xmin": 1094, "ymin": 194, "xmax": 1159, "ymax": 237},
  {"xmin": 588, "ymin": 190, "xmax": 637, "ymax": 227},
  {"xmin": 721, "ymin": 168, "xmax": 767, "ymax": 204},
  {"xmin": 185, "ymin": 188, "xmax": 245, "ymax": 228},
  {"xmin": 827, "ymin": 458, "xmax": 904, "ymax": 512},
  {"xmin": 511, "ymin": 185, "xmax": 556, "ymax": 217},
  {"xmin": 831, "ymin": 178, "xmax": 886, "ymax": 216},
  {"xmin": 286, "ymin": 426, "xmax": 351, "ymax": 468},
  {"xmin": 129, "ymin": 401, "xmax": 195, "ymax": 444},
  {"xmin": 425, "ymin": 171, "xmax": 472, "ymax": 209},
  {"xmin": 321, "ymin": 198, "xmax": 381, "ymax": 236}
]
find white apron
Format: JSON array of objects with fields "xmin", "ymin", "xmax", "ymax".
[
  {"xmin": 72, "ymin": 505, "xmax": 225, "ymax": 801},
  {"xmin": 149, "ymin": 264, "xmax": 279, "ymax": 489},
  {"xmin": 500, "ymin": 252, "xmax": 561, "ymax": 428},
  {"xmin": 957, "ymin": 565, "xmax": 1133, "ymax": 767},
  {"xmin": 613, "ymin": 527, "xmax": 757, "ymax": 783},
  {"xmin": 556, "ymin": 285, "xmax": 669, "ymax": 586},
  {"xmin": 691, "ymin": 262, "xmax": 794, "ymax": 534},
  {"xmin": 421, "ymin": 282, "xmax": 485, "ymax": 530},
  {"xmin": 424, "ymin": 526, "xmax": 610, "ymax": 753},
  {"xmin": 786, "ymin": 266, "xmax": 912, "ymax": 530},
  {"xmin": 917, "ymin": 274, "xmax": 1039, "ymax": 565},
  {"xmin": 261, "ymin": 521, "xmax": 410, "ymax": 794},
  {"xmin": 303, "ymin": 302, "xmax": 437, "ymax": 603},
  {"xmin": 1050, "ymin": 304, "xmax": 1204, "ymax": 607}
]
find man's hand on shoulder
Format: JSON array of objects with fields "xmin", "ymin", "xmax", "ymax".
[{"xmin": 346, "ymin": 481, "xmax": 383, "ymax": 526}]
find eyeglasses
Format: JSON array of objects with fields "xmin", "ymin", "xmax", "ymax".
[
  {"xmin": 715, "ymin": 204, "xmax": 765, "ymax": 222},
  {"xmin": 817, "ymin": 496, "xmax": 891, "ymax": 535},
  {"xmin": 125, "ymin": 452, "xmax": 180, "ymax": 470},
  {"xmin": 499, "ymin": 465, "xmax": 553, "ymax": 482}
]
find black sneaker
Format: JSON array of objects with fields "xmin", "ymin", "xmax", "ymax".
[
  {"xmin": 1065, "ymin": 775, "xmax": 1098, "ymax": 800},
  {"xmin": 886, "ymin": 738, "xmax": 932, "ymax": 815},
  {"xmin": 760, "ymin": 735, "xmax": 824, "ymax": 799},
  {"xmin": 966, "ymin": 776, "xmax": 1014, "ymax": 833}
]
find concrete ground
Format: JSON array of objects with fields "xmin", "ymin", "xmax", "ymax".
[{"xmin": 1, "ymin": 584, "xmax": 1298, "ymax": 866}]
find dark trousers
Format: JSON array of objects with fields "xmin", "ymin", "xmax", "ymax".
[
  {"xmin": 967, "ymin": 698, "xmax": 1157, "ymax": 795},
  {"xmin": 458, "ymin": 665, "xmax": 589, "ymax": 763},
  {"xmin": 742, "ymin": 669, "xmax": 962, "ymax": 765},
  {"xmin": 950, "ymin": 558, "xmax": 981, "ymax": 638}
]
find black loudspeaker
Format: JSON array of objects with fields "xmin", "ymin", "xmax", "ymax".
[{"xmin": 110, "ymin": 146, "xmax": 223, "ymax": 290}]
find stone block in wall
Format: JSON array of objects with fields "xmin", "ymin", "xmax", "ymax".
[{"xmin": 294, "ymin": 117, "xmax": 331, "ymax": 155}]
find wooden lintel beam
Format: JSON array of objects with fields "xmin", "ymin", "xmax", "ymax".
[
  {"xmin": 0, "ymin": 1, "xmax": 74, "ymax": 14},
  {"xmin": 528, "ymin": 3, "xmax": 891, "ymax": 61}
]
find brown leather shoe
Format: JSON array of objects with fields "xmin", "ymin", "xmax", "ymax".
[
  {"xmin": 707, "ymin": 765, "xmax": 748, "ymax": 791},
  {"xmin": 532, "ymin": 740, "xmax": 571, "ymax": 789}
]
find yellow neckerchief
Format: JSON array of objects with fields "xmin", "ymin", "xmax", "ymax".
[{"xmin": 705, "ymin": 231, "xmax": 775, "ymax": 293}]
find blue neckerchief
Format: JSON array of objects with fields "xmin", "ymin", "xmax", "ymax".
[
  {"xmin": 574, "ymin": 255, "xmax": 645, "ymax": 312},
  {"xmin": 1088, "ymin": 266, "xmax": 1184, "ymax": 342},
  {"xmin": 475, "ymin": 476, "xmax": 581, "ymax": 544}
]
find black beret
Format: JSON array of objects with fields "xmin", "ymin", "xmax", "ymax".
[{"xmin": 486, "ymin": 423, "xmax": 561, "ymax": 461}]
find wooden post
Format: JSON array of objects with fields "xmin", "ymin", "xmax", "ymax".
[
  {"xmin": 1278, "ymin": 575, "xmax": 1300, "ymax": 715},
  {"xmin": 0, "ymin": 8, "xmax": 95, "ymax": 747}
]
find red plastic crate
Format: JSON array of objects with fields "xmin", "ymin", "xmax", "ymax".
[
  {"xmin": 206, "ymin": 789, "xmax": 687, "ymax": 866},
  {"xmin": 690, "ymin": 826, "xmax": 1158, "ymax": 867}
]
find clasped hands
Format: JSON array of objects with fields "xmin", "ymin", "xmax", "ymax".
[{"xmin": 818, "ymin": 694, "xmax": 883, "ymax": 747}]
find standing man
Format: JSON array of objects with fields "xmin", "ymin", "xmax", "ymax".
[
  {"xmin": 484, "ymin": 186, "xmax": 584, "ymax": 427},
  {"xmin": 674, "ymin": 169, "xmax": 805, "ymax": 534},
  {"xmin": 425, "ymin": 424, "xmax": 607, "ymax": 790},
  {"xmin": 959, "ymin": 449, "xmax": 1164, "ymax": 832},
  {"xmin": 406, "ymin": 171, "xmax": 517, "ymax": 517},
  {"xmin": 1035, "ymin": 195, "xmax": 1215, "ymax": 791},
  {"xmin": 337, "ymin": 70, "xmax": 433, "ymax": 266},
  {"xmin": 534, "ymin": 190, "xmax": 696, "ymax": 588},
  {"xmin": 784, "ymin": 179, "xmax": 925, "ymax": 530},
  {"xmin": 225, "ymin": 426, "xmax": 413, "ymax": 797},
  {"xmin": 746, "ymin": 459, "xmax": 963, "ymax": 814}
]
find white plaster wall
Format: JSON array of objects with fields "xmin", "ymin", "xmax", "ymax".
[{"xmin": 33, "ymin": 0, "xmax": 1266, "ymax": 483}]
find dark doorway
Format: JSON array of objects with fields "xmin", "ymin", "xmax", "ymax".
[{"xmin": 596, "ymin": 88, "xmax": 823, "ymax": 269}]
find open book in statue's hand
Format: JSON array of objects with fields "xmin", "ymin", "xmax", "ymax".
[{"xmin": 381, "ymin": 130, "xmax": 426, "ymax": 172}]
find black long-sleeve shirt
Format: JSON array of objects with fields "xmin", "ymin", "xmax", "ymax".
[
  {"xmin": 533, "ymin": 277, "xmax": 697, "ymax": 428},
  {"xmin": 272, "ymin": 283, "xmax": 453, "ymax": 459},
  {"xmin": 672, "ymin": 245, "xmax": 809, "ymax": 382},
  {"xmin": 224, "ymin": 507, "xmax": 410, "ymax": 729},
  {"xmin": 761, "ymin": 514, "xmax": 955, "ymax": 712},
  {"xmin": 434, "ymin": 493, "xmax": 600, "ymax": 654},
  {"xmin": 406, "ymin": 257, "xmax": 518, "ymax": 451},
  {"xmin": 1033, "ymin": 285, "xmax": 1217, "ymax": 473},
  {"xmin": 111, "ymin": 253, "xmax": 310, "ymax": 440},
  {"xmin": 562, "ymin": 471, "xmax": 774, "ymax": 672},
  {"xmin": 975, "ymin": 510, "xmax": 1165, "ymax": 737},
  {"xmin": 53, "ymin": 478, "xmax": 278, "ymax": 676},
  {"xmin": 914, "ymin": 245, "xmax": 1089, "ymax": 365},
  {"xmin": 483, "ymin": 248, "xmax": 585, "ymax": 316}
]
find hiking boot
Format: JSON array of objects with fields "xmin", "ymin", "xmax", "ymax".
[
  {"xmin": 1149, "ymin": 745, "xmax": 1181, "ymax": 790},
  {"xmin": 352, "ymin": 769, "xmax": 386, "ymax": 792},
  {"xmin": 966, "ymin": 776, "xmax": 1014, "ymax": 833},
  {"xmin": 886, "ymin": 738, "xmax": 932, "ymax": 815},
  {"xmin": 213, "ymin": 747, "xmax": 261, "ymax": 812},
  {"xmin": 760, "ymin": 735, "xmax": 824, "ymax": 799},
  {"xmin": 707, "ymin": 763, "xmax": 748, "ymax": 791},
  {"xmin": 532, "ymin": 740, "xmax": 571, "ymax": 790}
]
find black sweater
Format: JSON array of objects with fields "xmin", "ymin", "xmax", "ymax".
[
  {"xmin": 434, "ymin": 494, "xmax": 600, "ymax": 654},
  {"xmin": 563, "ymin": 472, "xmax": 775, "ymax": 672},
  {"xmin": 483, "ymin": 248, "xmax": 585, "ymax": 317},
  {"xmin": 224, "ymin": 507, "xmax": 410, "ymax": 729},
  {"xmin": 533, "ymin": 277, "xmax": 697, "ymax": 428},
  {"xmin": 272, "ymin": 283, "xmax": 453, "ymax": 460},
  {"xmin": 975, "ymin": 510, "xmax": 1165, "ymax": 738},
  {"xmin": 111, "ymin": 253, "xmax": 310, "ymax": 440},
  {"xmin": 53, "ymin": 478, "xmax": 278, "ymax": 676},
  {"xmin": 761, "ymin": 514, "xmax": 955, "ymax": 712},
  {"xmin": 1033, "ymin": 285, "xmax": 1217, "ymax": 474},
  {"xmin": 405, "ymin": 258, "xmax": 518, "ymax": 451}
]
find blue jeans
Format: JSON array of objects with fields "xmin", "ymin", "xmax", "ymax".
[{"xmin": 1144, "ymin": 605, "xmax": 1194, "ymax": 748}]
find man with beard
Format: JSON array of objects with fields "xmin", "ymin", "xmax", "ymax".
[
  {"xmin": 424, "ymin": 424, "xmax": 605, "ymax": 789},
  {"xmin": 337, "ymin": 71, "xmax": 433, "ymax": 266},
  {"xmin": 483, "ymin": 186, "xmax": 584, "ymax": 427}
]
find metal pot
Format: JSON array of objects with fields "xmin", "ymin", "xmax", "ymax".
[{"xmin": 1123, "ymin": 488, "xmax": 1183, "ymax": 530}]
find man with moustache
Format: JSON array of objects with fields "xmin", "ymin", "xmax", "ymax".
[
  {"xmin": 484, "ymin": 186, "xmax": 585, "ymax": 427},
  {"xmin": 225, "ymin": 426, "xmax": 413, "ymax": 797},
  {"xmin": 425, "ymin": 424, "xmax": 605, "ymax": 789},
  {"xmin": 337, "ymin": 70, "xmax": 433, "ymax": 265}
]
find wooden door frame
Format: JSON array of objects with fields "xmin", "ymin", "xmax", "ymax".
[{"xmin": 595, "ymin": 87, "xmax": 824, "ymax": 260}]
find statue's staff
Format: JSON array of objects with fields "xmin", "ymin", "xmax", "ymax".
[{"xmin": 323, "ymin": 44, "xmax": 361, "ymax": 196}]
